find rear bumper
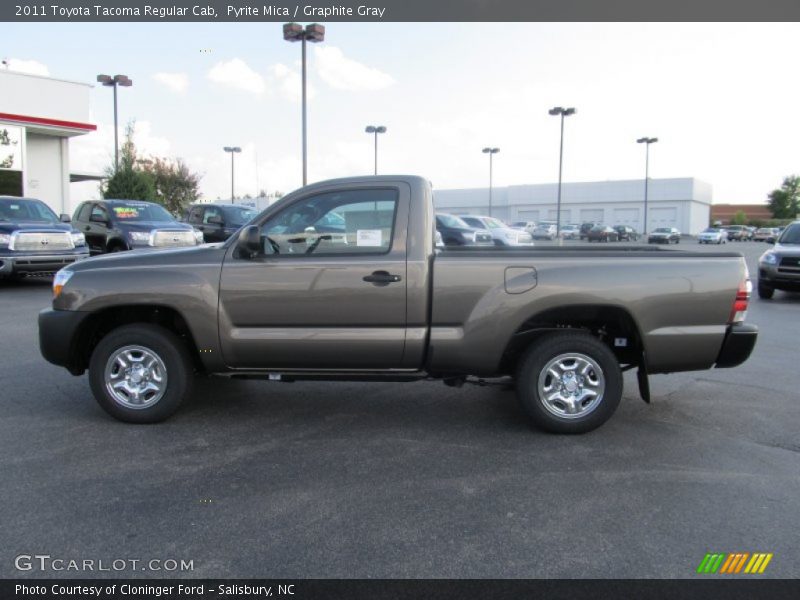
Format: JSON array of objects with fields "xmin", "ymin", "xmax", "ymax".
[
  {"xmin": 0, "ymin": 250, "xmax": 90, "ymax": 276},
  {"xmin": 39, "ymin": 308, "xmax": 91, "ymax": 374},
  {"xmin": 715, "ymin": 323, "xmax": 758, "ymax": 368}
]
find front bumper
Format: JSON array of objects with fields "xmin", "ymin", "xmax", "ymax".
[
  {"xmin": 39, "ymin": 308, "xmax": 92, "ymax": 375},
  {"xmin": 715, "ymin": 323, "xmax": 758, "ymax": 368},
  {"xmin": 759, "ymin": 263, "xmax": 800, "ymax": 291},
  {"xmin": 0, "ymin": 250, "xmax": 90, "ymax": 276}
]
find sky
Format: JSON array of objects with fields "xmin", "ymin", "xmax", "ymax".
[{"xmin": 4, "ymin": 22, "xmax": 800, "ymax": 205}]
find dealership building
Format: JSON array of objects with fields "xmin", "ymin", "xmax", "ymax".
[
  {"xmin": 434, "ymin": 177, "xmax": 712, "ymax": 234},
  {"xmin": 0, "ymin": 69, "xmax": 96, "ymax": 216}
]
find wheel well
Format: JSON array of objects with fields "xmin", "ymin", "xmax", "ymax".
[
  {"xmin": 106, "ymin": 238, "xmax": 128, "ymax": 251},
  {"xmin": 499, "ymin": 305, "xmax": 644, "ymax": 375},
  {"xmin": 70, "ymin": 305, "xmax": 202, "ymax": 375}
]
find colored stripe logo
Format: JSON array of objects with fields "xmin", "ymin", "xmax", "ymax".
[{"xmin": 696, "ymin": 552, "xmax": 773, "ymax": 574}]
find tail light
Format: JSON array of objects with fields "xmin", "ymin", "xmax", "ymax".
[{"xmin": 729, "ymin": 273, "xmax": 752, "ymax": 324}]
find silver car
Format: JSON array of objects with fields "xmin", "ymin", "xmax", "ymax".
[{"xmin": 458, "ymin": 215, "xmax": 534, "ymax": 246}]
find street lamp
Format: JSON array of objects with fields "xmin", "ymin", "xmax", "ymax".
[
  {"xmin": 365, "ymin": 125, "xmax": 387, "ymax": 175},
  {"xmin": 482, "ymin": 147, "xmax": 500, "ymax": 217},
  {"xmin": 283, "ymin": 22, "xmax": 325, "ymax": 186},
  {"xmin": 96, "ymin": 74, "xmax": 133, "ymax": 171},
  {"xmin": 223, "ymin": 146, "xmax": 241, "ymax": 203},
  {"xmin": 548, "ymin": 106, "xmax": 576, "ymax": 240},
  {"xmin": 636, "ymin": 137, "xmax": 658, "ymax": 235}
]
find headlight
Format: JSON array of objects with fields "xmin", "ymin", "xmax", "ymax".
[
  {"xmin": 0, "ymin": 233, "xmax": 10, "ymax": 247},
  {"xmin": 53, "ymin": 269, "xmax": 74, "ymax": 298},
  {"xmin": 70, "ymin": 232, "xmax": 85, "ymax": 247},
  {"xmin": 760, "ymin": 252, "xmax": 778, "ymax": 265},
  {"xmin": 461, "ymin": 231, "xmax": 475, "ymax": 242},
  {"xmin": 193, "ymin": 230, "xmax": 204, "ymax": 244},
  {"xmin": 128, "ymin": 231, "xmax": 151, "ymax": 244}
]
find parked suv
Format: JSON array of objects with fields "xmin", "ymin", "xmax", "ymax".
[
  {"xmin": 72, "ymin": 199, "xmax": 203, "ymax": 254},
  {"xmin": 457, "ymin": 215, "xmax": 534, "ymax": 246},
  {"xmin": 435, "ymin": 213, "xmax": 494, "ymax": 246},
  {"xmin": 613, "ymin": 225, "xmax": 639, "ymax": 241},
  {"xmin": 185, "ymin": 203, "xmax": 258, "ymax": 243},
  {"xmin": 579, "ymin": 222, "xmax": 601, "ymax": 240},
  {"xmin": 0, "ymin": 196, "xmax": 89, "ymax": 279},
  {"xmin": 757, "ymin": 221, "xmax": 800, "ymax": 299},
  {"xmin": 724, "ymin": 225, "xmax": 750, "ymax": 241}
]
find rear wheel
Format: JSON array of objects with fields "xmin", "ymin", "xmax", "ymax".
[
  {"xmin": 757, "ymin": 281, "xmax": 774, "ymax": 300},
  {"xmin": 515, "ymin": 332, "xmax": 623, "ymax": 433},
  {"xmin": 89, "ymin": 324, "xmax": 194, "ymax": 423}
]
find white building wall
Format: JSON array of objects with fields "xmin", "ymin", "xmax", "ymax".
[{"xmin": 25, "ymin": 134, "xmax": 69, "ymax": 214}]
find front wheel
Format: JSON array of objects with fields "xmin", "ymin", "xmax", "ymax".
[
  {"xmin": 757, "ymin": 282, "xmax": 774, "ymax": 299},
  {"xmin": 515, "ymin": 332, "xmax": 623, "ymax": 433},
  {"xmin": 89, "ymin": 323, "xmax": 194, "ymax": 423}
]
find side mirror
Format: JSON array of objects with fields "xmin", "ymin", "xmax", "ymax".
[
  {"xmin": 59, "ymin": 213, "xmax": 71, "ymax": 223},
  {"xmin": 207, "ymin": 215, "xmax": 224, "ymax": 225},
  {"xmin": 237, "ymin": 225, "xmax": 261, "ymax": 257}
]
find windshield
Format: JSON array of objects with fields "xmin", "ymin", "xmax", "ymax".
[
  {"xmin": 225, "ymin": 207, "xmax": 257, "ymax": 226},
  {"xmin": 482, "ymin": 217, "xmax": 506, "ymax": 229},
  {"xmin": 778, "ymin": 223, "xmax": 800, "ymax": 244},
  {"xmin": 110, "ymin": 202, "xmax": 175, "ymax": 223},
  {"xmin": 438, "ymin": 214, "xmax": 471, "ymax": 229},
  {"xmin": 702, "ymin": 228, "xmax": 719, "ymax": 233},
  {"xmin": 0, "ymin": 198, "xmax": 59, "ymax": 223},
  {"xmin": 654, "ymin": 228, "xmax": 670, "ymax": 233}
]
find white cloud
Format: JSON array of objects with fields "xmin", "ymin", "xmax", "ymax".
[
  {"xmin": 152, "ymin": 72, "xmax": 189, "ymax": 93},
  {"xmin": 3, "ymin": 58, "xmax": 49, "ymax": 76},
  {"xmin": 314, "ymin": 46, "xmax": 395, "ymax": 92},
  {"xmin": 269, "ymin": 63, "xmax": 316, "ymax": 102},
  {"xmin": 207, "ymin": 58, "xmax": 266, "ymax": 94}
]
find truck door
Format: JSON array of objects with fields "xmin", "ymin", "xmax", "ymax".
[{"xmin": 218, "ymin": 183, "xmax": 410, "ymax": 370}]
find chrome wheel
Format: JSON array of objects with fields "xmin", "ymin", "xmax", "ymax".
[
  {"xmin": 104, "ymin": 345, "xmax": 168, "ymax": 409},
  {"xmin": 537, "ymin": 352, "xmax": 605, "ymax": 419}
]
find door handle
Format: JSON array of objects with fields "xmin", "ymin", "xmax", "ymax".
[{"xmin": 363, "ymin": 270, "xmax": 402, "ymax": 286}]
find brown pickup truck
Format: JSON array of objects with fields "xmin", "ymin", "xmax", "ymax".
[{"xmin": 39, "ymin": 176, "xmax": 757, "ymax": 433}]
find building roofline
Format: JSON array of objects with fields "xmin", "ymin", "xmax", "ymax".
[{"xmin": 0, "ymin": 69, "xmax": 94, "ymax": 88}]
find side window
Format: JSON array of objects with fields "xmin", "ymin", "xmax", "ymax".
[
  {"xmin": 188, "ymin": 206, "xmax": 203, "ymax": 224},
  {"xmin": 204, "ymin": 207, "xmax": 222, "ymax": 224},
  {"xmin": 260, "ymin": 189, "xmax": 398, "ymax": 256},
  {"xmin": 77, "ymin": 203, "xmax": 92, "ymax": 222},
  {"xmin": 90, "ymin": 204, "xmax": 109, "ymax": 224}
]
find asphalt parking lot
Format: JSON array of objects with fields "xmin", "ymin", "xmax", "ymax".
[{"xmin": 1, "ymin": 240, "xmax": 798, "ymax": 579}]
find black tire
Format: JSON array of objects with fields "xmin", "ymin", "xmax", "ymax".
[
  {"xmin": 515, "ymin": 332, "xmax": 623, "ymax": 434},
  {"xmin": 89, "ymin": 323, "xmax": 194, "ymax": 423},
  {"xmin": 757, "ymin": 282, "xmax": 774, "ymax": 300}
]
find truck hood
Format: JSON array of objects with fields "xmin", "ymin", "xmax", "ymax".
[
  {"xmin": 0, "ymin": 222, "xmax": 74, "ymax": 234},
  {"xmin": 66, "ymin": 243, "xmax": 226, "ymax": 273}
]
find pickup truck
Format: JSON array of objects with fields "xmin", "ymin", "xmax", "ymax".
[{"xmin": 39, "ymin": 176, "xmax": 758, "ymax": 433}]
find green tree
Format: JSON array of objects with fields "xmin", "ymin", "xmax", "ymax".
[
  {"xmin": 139, "ymin": 157, "xmax": 201, "ymax": 215},
  {"xmin": 732, "ymin": 210, "xmax": 747, "ymax": 225},
  {"xmin": 767, "ymin": 175, "xmax": 800, "ymax": 219},
  {"xmin": 102, "ymin": 123, "xmax": 155, "ymax": 201}
]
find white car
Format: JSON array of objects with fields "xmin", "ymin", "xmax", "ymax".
[
  {"xmin": 509, "ymin": 221, "xmax": 536, "ymax": 234},
  {"xmin": 559, "ymin": 224, "xmax": 580, "ymax": 239},
  {"xmin": 532, "ymin": 222, "xmax": 558, "ymax": 240},
  {"xmin": 697, "ymin": 227, "xmax": 728, "ymax": 244},
  {"xmin": 458, "ymin": 215, "xmax": 534, "ymax": 246}
]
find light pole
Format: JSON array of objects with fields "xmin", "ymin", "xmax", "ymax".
[
  {"xmin": 548, "ymin": 107, "xmax": 576, "ymax": 239},
  {"xmin": 365, "ymin": 125, "xmax": 387, "ymax": 175},
  {"xmin": 482, "ymin": 147, "xmax": 500, "ymax": 216},
  {"xmin": 636, "ymin": 137, "xmax": 658, "ymax": 235},
  {"xmin": 96, "ymin": 74, "xmax": 133, "ymax": 171},
  {"xmin": 283, "ymin": 22, "xmax": 325, "ymax": 186},
  {"xmin": 223, "ymin": 146, "xmax": 241, "ymax": 203}
]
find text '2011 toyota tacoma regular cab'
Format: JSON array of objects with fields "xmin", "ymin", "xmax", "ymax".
[{"xmin": 39, "ymin": 176, "xmax": 758, "ymax": 433}]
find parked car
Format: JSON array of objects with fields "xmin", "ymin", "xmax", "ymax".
[
  {"xmin": 0, "ymin": 196, "xmax": 89, "ymax": 280},
  {"xmin": 458, "ymin": 215, "xmax": 534, "ymax": 246},
  {"xmin": 587, "ymin": 225, "xmax": 620, "ymax": 242},
  {"xmin": 723, "ymin": 225, "xmax": 750, "ymax": 241},
  {"xmin": 697, "ymin": 227, "xmax": 728, "ymax": 244},
  {"xmin": 40, "ymin": 175, "xmax": 757, "ymax": 434},
  {"xmin": 435, "ymin": 213, "xmax": 494, "ymax": 246},
  {"xmin": 757, "ymin": 221, "xmax": 800, "ymax": 299},
  {"xmin": 509, "ymin": 221, "xmax": 536, "ymax": 234},
  {"xmin": 753, "ymin": 227, "xmax": 780, "ymax": 242},
  {"xmin": 185, "ymin": 203, "xmax": 258, "ymax": 243},
  {"xmin": 648, "ymin": 227, "xmax": 681, "ymax": 244},
  {"xmin": 579, "ymin": 222, "xmax": 601, "ymax": 240},
  {"xmin": 72, "ymin": 200, "xmax": 203, "ymax": 255},
  {"xmin": 613, "ymin": 225, "xmax": 639, "ymax": 241},
  {"xmin": 532, "ymin": 222, "xmax": 558, "ymax": 240},
  {"xmin": 559, "ymin": 224, "xmax": 581, "ymax": 239}
]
